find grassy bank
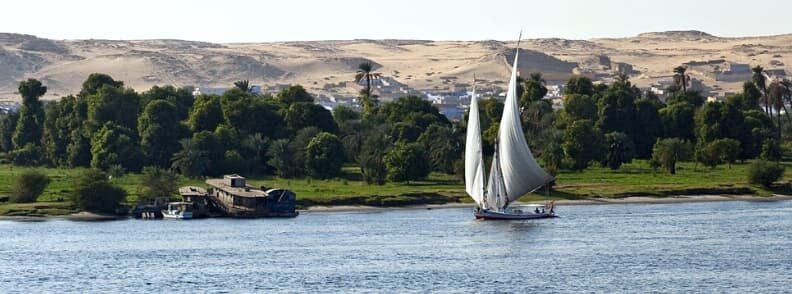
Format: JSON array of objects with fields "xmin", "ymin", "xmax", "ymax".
[{"xmin": 1, "ymin": 160, "xmax": 791, "ymax": 216}]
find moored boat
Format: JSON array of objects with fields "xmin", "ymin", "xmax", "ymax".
[{"xmin": 162, "ymin": 202, "xmax": 194, "ymax": 219}]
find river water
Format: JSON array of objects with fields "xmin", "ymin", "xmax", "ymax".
[{"xmin": 1, "ymin": 200, "xmax": 792, "ymax": 293}]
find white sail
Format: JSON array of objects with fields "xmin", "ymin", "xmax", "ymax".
[
  {"xmin": 464, "ymin": 84, "xmax": 486, "ymax": 206},
  {"xmin": 495, "ymin": 50, "xmax": 554, "ymax": 205},
  {"xmin": 485, "ymin": 142, "xmax": 505, "ymax": 209}
]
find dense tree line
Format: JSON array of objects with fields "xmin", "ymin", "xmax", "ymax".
[
  {"xmin": 0, "ymin": 66, "xmax": 786, "ymax": 192},
  {"xmin": 0, "ymin": 73, "xmax": 464, "ymax": 184}
]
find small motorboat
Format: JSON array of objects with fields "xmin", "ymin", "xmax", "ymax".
[{"xmin": 162, "ymin": 202, "xmax": 194, "ymax": 219}]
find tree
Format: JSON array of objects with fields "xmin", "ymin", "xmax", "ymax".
[
  {"xmin": 418, "ymin": 124, "xmax": 462, "ymax": 173},
  {"xmin": 138, "ymin": 100, "xmax": 187, "ymax": 167},
  {"xmin": 233, "ymin": 80, "xmax": 252, "ymax": 92},
  {"xmin": 71, "ymin": 169, "xmax": 126, "ymax": 213},
  {"xmin": 41, "ymin": 102, "xmax": 66, "ymax": 165},
  {"xmin": 171, "ymin": 138, "xmax": 210, "ymax": 178},
  {"xmin": 563, "ymin": 94, "xmax": 597, "ymax": 122},
  {"xmin": 222, "ymin": 94, "xmax": 283, "ymax": 138},
  {"xmin": 276, "ymin": 85, "xmax": 314, "ymax": 106},
  {"xmin": 10, "ymin": 170, "xmax": 51, "ymax": 203},
  {"xmin": 696, "ymin": 141, "xmax": 724, "ymax": 169},
  {"xmin": 672, "ymin": 66, "xmax": 689, "ymax": 92},
  {"xmin": 141, "ymin": 85, "xmax": 194, "ymax": 120},
  {"xmin": 283, "ymin": 102, "xmax": 338, "ymax": 134},
  {"xmin": 767, "ymin": 80, "xmax": 789, "ymax": 139},
  {"xmin": 760, "ymin": 138, "xmax": 782, "ymax": 161},
  {"xmin": 384, "ymin": 142, "xmax": 431, "ymax": 182},
  {"xmin": 188, "ymin": 95, "xmax": 224, "ymax": 132},
  {"xmin": 747, "ymin": 160, "xmax": 784, "ymax": 187},
  {"xmin": 650, "ymin": 138, "xmax": 692, "ymax": 174},
  {"xmin": 90, "ymin": 122, "xmax": 143, "ymax": 172},
  {"xmin": 267, "ymin": 139, "xmax": 301, "ymax": 178},
  {"xmin": 752, "ymin": 65, "xmax": 768, "ymax": 113},
  {"xmin": 9, "ymin": 143, "xmax": 42, "ymax": 166},
  {"xmin": 633, "ymin": 99, "xmax": 663, "ymax": 158},
  {"xmin": 564, "ymin": 75, "xmax": 594, "ymax": 96},
  {"xmin": 603, "ymin": 132, "xmax": 636, "ymax": 170},
  {"xmin": 0, "ymin": 112, "xmax": 19, "ymax": 153},
  {"xmin": 540, "ymin": 129, "xmax": 564, "ymax": 177},
  {"xmin": 239, "ymin": 133, "xmax": 271, "ymax": 174},
  {"xmin": 716, "ymin": 138, "xmax": 741, "ymax": 168},
  {"xmin": 562, "ymin": 119, "xmax": 603, "ymax": 170},
  {"xmin": 86, "ymin": 85, "xmax": 141, "ymax": 131},
  {"xmin": 596, "ymin": 84, "xmax": 638, "ymax": 137},
  {"xmin": 333, "ymin": 105, "xmax": 360, "ymax": 126},
  {"xmin": 520, "ymin": 73, "xmax": 548, "ymax": 108},
  {"xmin": 355, "ymin": 61, "xmax": 381, "ymax": 113},
  {"xmin": 305, "ymin": 132, "xmax": 345, "ymax": 179},
  {"xmin": 13, "ymin": 79, "xmax": 47, "ymax": 149},
  {"xmin": 358, "ymin": 129, "xmax": 390, "ymax": 185},
  {"xmin": 659, "ymin": 101, "xmax": 696, "ymax": 141},
  {"xmin": 138, "ymin": 166, "xmax": 179, "ymax": 202},
  {"xmin": 79, "ymin": 73, "xmax": 123, "ymax": 97}
]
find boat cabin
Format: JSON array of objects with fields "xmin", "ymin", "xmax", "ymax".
[{"xmin": 203, "ymin": 175, "xmax": 298, "ymax": 217}]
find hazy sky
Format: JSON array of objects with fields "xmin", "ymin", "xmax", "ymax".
[{"xmin": 3, "ymin": 0, "xmax": 791, "ymax": 42}]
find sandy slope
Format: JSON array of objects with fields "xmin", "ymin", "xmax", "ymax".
[{"xmin": 1, "ymin": 30, "xmax": 790, "ymax": 101}]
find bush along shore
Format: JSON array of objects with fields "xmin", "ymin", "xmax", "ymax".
[{"xmin": 1, "ymin": 66, "xmax": 792, "ymax": 217}]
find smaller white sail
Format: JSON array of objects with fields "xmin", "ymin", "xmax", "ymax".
[{"xmin": 464, "ymin": 83, "xmax": 486, "ymax": 206}]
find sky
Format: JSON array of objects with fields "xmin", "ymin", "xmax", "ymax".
[{"xmin": 2, "ymin": 0, "xmax": 791, "ymax": 42}]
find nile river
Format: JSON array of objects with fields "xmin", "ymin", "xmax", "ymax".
[{"xmin": 2, "ymin": 200, "xmax": 792, "ymax": 292}]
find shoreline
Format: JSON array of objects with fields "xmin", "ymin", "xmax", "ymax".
[
  {"xmin": 301, "ymin": 194, "xmax": 792, "ymax": 213},
  {"xmin": 2, "ymin": 194, "xmax": 791, "ymax": 220}
]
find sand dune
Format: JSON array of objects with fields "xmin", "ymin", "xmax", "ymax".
[{"xmin": 1, "ymin": 30, "xmax": 790, "ymax": 101}]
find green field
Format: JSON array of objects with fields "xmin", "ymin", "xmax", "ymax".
[{"xmin": 1, "ymin": 160, "xmax": 790, "ymax": 216}]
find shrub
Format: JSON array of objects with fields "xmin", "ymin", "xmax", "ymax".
[
  {"xmin": 747, "ymin": 160, "xmax": 785, "ymax": 187},
  {"xmin": 72, "ymin": 169, "xmax": 126, "ymax": 213},
  {"xmin": 10, "ymin": 170, "xmax": 51, "ymax": 203},
  {"xmin": 107, "ymin": 164, "xmax": 126, "ymax": 179},
  {"xmin": 9, "ymin": 143, "xmax": 41, "ymax": 166},
  {"xmin": 761, "ymin": 139, "xmax": 782, "ymax": 161}
]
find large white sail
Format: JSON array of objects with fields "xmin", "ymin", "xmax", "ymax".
[
  {"xmin": 464, "ymin": 84, "xmax": 486, "ymax": 206},
  {"xmin": 495, "ymin": 50, "xmax": 554, "ymax": 204}
]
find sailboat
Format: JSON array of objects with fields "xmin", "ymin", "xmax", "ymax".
[{"xmin": 465, "ymin": 38, "xmax": 556, "ymax": 220}]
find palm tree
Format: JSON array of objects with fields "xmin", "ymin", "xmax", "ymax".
[
  {"xmin": 768, "ymin": 80, "xmax": 785, "ymax": 138},
  {"xmin": 354, "ymin": 62, "xmax": 381, "ymax": 114},
  {"xmin": 233, "ymin": 80, "xmax": 252, "ymax": 93},
  {"xmin": 673, "ymin": 66, "xmax": 689, "ymax": 92},
  {"xmin": 752, "ymin": 66, "xmax": 768, "ymax": 113},
  {"xmin": 355, "ymin": 62, "xmax": 381, "ymax": 97}
]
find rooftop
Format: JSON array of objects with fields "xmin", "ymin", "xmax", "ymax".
[{"xmin": 206, "ymin": 179, "xmax": 268, "ymax": 198}]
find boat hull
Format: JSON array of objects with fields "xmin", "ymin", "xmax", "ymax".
[
  {"xmin": 474, "ymin": 209, "xmax": 555, "ymax": 220},
  {"xmin": 162, "ymin": 211, "xmax": 193, "ymax": 219}
]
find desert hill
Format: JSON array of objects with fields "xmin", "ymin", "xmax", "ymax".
[{"xmin": 1, "ymin": 30, "xmax": 790, "ymax": 101}]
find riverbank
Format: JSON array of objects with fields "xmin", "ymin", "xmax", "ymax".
[
  {"xmin": 2, "ymin": 194, "xmax": 791, "ymax": 220},
  {"xmin": 301, "ymin": 194, "xmax": 792, "ymax": 212}
]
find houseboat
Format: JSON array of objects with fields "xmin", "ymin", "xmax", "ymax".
[{"xmin": 180, "ymin": 175, "xmax": 298, "ymax": 218}]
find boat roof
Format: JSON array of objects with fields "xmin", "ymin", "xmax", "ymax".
[
  {"xmin": 206, "ymin": 179, "xmax": 268, "ymax": 198},
  {"xmin": 179, "ymin": 186, "xmax": 207, "ymax": 196}
]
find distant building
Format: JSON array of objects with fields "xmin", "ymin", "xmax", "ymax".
[{"xmin": 192, "ymin": 85, "xmax": 262, "ymax": 96}]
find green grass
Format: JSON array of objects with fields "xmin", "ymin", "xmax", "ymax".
[
  {"xmin": 1, "ymin": 160, "xmax": 791, "ymax": 216},
  {"xmin": 553, "ymin": 160, "xmax": 792, "ymax": 198}
]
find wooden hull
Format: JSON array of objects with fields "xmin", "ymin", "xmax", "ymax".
[{"xmin": 475, "ymin": 209, "xmax": 556, "ymax": 220}]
